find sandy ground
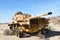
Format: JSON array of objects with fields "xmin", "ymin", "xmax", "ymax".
[
  {"xmin": 0, "ymin": 35, "xmax": 41, "ymax": 40},
  {"xmin": 0, "ymin": 24, "xmax": 60, "ymax": 40}
]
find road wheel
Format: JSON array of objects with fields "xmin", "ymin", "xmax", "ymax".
[
  {"xmin": 42, "ymin": 29, "xmax": 49, "ymax": 38},
  {"xmin": 18, "ymin": 31, "xmax": 24, "ymax": 38},
  {"xmin": 38, "ymin": 31, "xmax": 42, "ymax": 37},
  {"xmin": 15, "ymin": 30, "xmax": 19, "ymax": 37},
  {"xmin": 15, "ymin": 32, "xmax": 18, "ymax": 37},
  {"xmin": 37, "ymin": 30, "xmax": 45, "ymax": 39}
]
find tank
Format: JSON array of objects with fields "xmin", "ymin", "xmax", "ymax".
[{"xmin": 8, "ymin": 12, "xmax": 52, "ymax": 38}]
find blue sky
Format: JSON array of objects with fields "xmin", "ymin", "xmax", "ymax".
[{"xmin": 0, "ymin": 0, "xmax": 60, "ymax": 23}]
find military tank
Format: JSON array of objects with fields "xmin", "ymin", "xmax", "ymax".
[{"xmin": 8, "ymin": 12, "xmax": 52, "ymax": 38}]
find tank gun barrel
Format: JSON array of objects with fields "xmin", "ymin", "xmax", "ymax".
[
  {"xmin": 29, "ymin": 12, "xmax": 52, "ymax": 19},
  {"xmin": 38, "ymin": 12, "xmax": 52, "ymax": 16}
]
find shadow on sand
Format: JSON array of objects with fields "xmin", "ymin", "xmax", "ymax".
[
  {"xmin": 46, "ymin": 30, "xmax": 60, "ymax": 38},
  {"xmin": 24, "ymin": 30, "xmax": 60, "ymax": 38}
]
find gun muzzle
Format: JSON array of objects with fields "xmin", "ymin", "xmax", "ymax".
[{"xmin": 48, "ymin": 12, "xmax": 52, "ymax": 15}]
